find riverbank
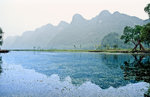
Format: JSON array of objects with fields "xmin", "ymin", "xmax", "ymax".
[
  {"xmin": 9, "ymin": 49, "xmax": 150, "ymax": 53},
  {"xmin": 89, "ymin": 49, "xmax": 150, "ymax": 53},
  {"xmin": 0, "ymin": 50, "xmax": 9, "ymax": 53}
]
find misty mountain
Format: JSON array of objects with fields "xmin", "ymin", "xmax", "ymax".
[
  {"xmin": 3, "ymin": 10, "xmax": 147, "ymax": 49},
  {"xmin": 100, "ymin": 32, "xmax": 133, "ymax": 49}
]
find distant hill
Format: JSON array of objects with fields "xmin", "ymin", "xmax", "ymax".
[
  {"xmin": 144, "ymin": 19, "xmax": 150, "ymax": 24},
  {"xmin": 3, "ymin": 10, "xmax": 146, "ymax": 49},
  {"xmin": 100, "ymin": 32, "xmax": 133, "ymax": 49}
]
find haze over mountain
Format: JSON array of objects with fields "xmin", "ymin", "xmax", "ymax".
[{"xmin": 3, "ymin": 10, "xmax": 148, "ymax": 49}]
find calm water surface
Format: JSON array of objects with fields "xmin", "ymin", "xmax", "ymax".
[{"xmin": 0, "ymin": 51, "xmax": 150, "ymax": 97}]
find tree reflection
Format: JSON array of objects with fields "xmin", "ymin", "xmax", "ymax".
[
  {"xmin": 14, "ymin": 52, "xmax": 149, "ymax": 89},
  {"xmin": 121, "ymin": 54, "xmax": 150, "ymax": 96},
  {"xmin": 0, "ymin": 56, "xmax": 2, "ymax": 74},
  {"xmin": 101, "ymin": 54, "xmax": 132, "ymax": 69}
]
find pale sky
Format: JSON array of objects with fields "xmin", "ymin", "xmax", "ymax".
[{"xmin": 0, "ymin": 0, "xmax": 149, "ymax": 38}]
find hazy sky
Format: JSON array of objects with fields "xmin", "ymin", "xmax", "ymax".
[{"xmin": 0, "ymin": 0, "xmax": 149, "ymax": 38}]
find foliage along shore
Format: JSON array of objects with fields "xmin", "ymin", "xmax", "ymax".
[
  {"xmin": 8, "ymin": 49, "xmax": 150, "ymax": 53},
  {"xmin": 0, "ymin": 50, "xmax": 9, "ymax": 53}
]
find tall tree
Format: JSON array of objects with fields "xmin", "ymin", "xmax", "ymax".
[
  {"xmin": 141, "ymin": 23, "xmax": 150, "ymax": 46},
  {"xmin": 0, "ymin": 28, "xmax": 4, "ymax": 47},
  {"xmin": 140, "ymin": 4, "xmax": 150, "ymax": 48},
  {"xmin": 144, "ymin": 3, "xmax": 150, "ymax": 18},
  {"xmin": 120, "ymin": 25, "xmax": 145, "ymax": 51}
]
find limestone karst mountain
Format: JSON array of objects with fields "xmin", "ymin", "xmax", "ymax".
[{"xmin": 3, "ymin": 10, "xmax": 147, "ymax": 49}]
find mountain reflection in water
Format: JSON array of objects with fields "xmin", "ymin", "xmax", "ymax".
[{"xmin": 0, "ymin": 52, "xmax": 150, "ymax": 97}]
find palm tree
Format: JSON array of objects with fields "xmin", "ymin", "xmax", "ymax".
[{"xmin": 144, "ymin": 3, "xmax": 150, "ymax": 18}]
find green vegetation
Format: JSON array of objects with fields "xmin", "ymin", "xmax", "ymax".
[
  {"xmin": 0, "ymin": 28, "xmax": 3, "ymax": 47},
  {"xmin": 113, "ymin": 44, "xmax": 118, "ymax": 49},
  {"xmin": 101, "ymin": 32, "xmax": 133, "ymax": 49},
  {"xmin": 144, "ymin": 3, "xmax": 150, "ymax": 18},
  {"xmin": 120, "ymin": 3, "xmax": 150, "ymax": 52},
  {"xmin": 141, "ymin": 23, "xmax": 150, "ymax": 46},
  {"xmin": 11, "ymin": 49, "xmax": 90, "ymax": 52},
  {"xmin": 120, "ymin": 25, "xmax": 145, "ymax": 51},
  {"xmin": 145, "ymin": 87, "xmax": 150, "ymax": 97},
  {"xmin": 141, "ymin": 3, "xmax": 150, "ymax": 47},
  {"xmin": 11, "ymin": 49, "xmax": 148, "ymax": 53}
]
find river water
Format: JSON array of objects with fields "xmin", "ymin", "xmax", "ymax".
[{"xmin": 0, "ymin": 51, "xmax": 149, "ymax": 97}]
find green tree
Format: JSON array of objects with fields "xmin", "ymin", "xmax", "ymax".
[
  {"xmin": 106, "ymin": 44, "xmax": 110, "ymax": 50},
  {"xmin": 113, "ymin": 44, "xmax": 118, "ymax": 49},
  {"xmin": 141, "ymin": 23, "xmax": 150, "ymax": 47},
  {"xmin": 0, "ymin": 28, "xmax": 4, "ymax": 47},
  {"xmin": 141, "ymin": 4, "xmax": 150, "ymax": 47},
  {"xmin": 103, "ymin": 44, "xmax": 107, "ymax": 49},
  {"xmin": 144, "ymin": 3, "xmax": 150, "ymax": 18},
  {"xmin": 73, "ymin": 45, "xmax": 76, "ymax": 49},
  {"xmin": 120, "ymin": 25, "xmax": 145, "ymax": 51}
]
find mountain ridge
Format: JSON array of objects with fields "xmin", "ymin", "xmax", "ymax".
[{"xmin": 3, "ymin": 10, "xmax": 148, "ymax": 49}]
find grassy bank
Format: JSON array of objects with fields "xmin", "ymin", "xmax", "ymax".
[
  {"xmin": 10, "ymin": 49, "xmax": 90, "ymax": 52},
  {"xmin": 9, "ymin": 49, "xmax": 150, "ymax": 53}
]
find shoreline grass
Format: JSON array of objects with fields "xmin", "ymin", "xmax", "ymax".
[{"xmin": 8, "ymin": 49, "xmax": 150, "ymax": 53}]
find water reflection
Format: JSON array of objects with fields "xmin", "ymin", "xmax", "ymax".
[
  {"xmin": 0, "ymin": 56, "xmax": 2, "ymax": 74},
  {"xmin": 121, "ymin": 54, "xmax": 150, "ymax": 97},
  {"xmin": 20, "ymin": 53, "xmax": 135, "ymax": 89},
  {"xmin": 0, "ymin": 65, "xmax": 148, "ymax": 97},
  {"xmin": 101, "ymin": 54, "xmax": 132, "ymax": 69},
  {"xmin": 3, "ymin": 52, "xmax": 148, "ymax": 89},
  {"xmin": 121, "ymin": 55, "xmax": 150, "ymax": 82},
  {"xmin": 1, "ymin": 52, "xmax": 150, "ymax": 97}
]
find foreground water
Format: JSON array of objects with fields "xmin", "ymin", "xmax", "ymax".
[{"xmin": 0, "ymin": 51, "xmax": 150, "ymax": 97}]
